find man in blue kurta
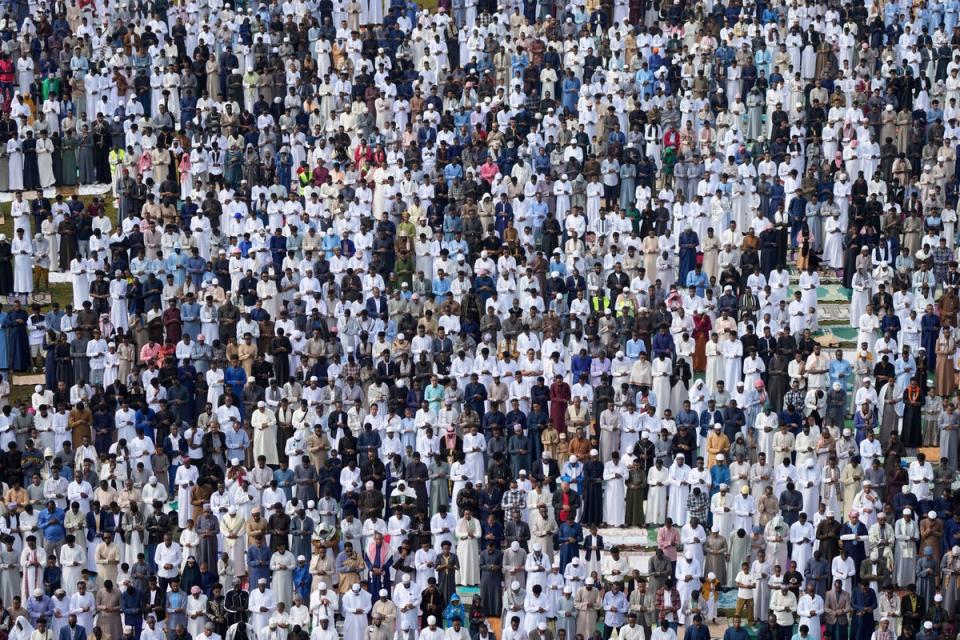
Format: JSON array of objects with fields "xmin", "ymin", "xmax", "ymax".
[
  {"xmin": 246, "ymin": 536, "xmax": 272, "ymax": 586},
  {"xmin": 678, "ymin": 227, "xmax": 700, "ymax": 285},
  {"xmin": 224, "ymin": 359, "xmax": 247, "ymax": 403}
]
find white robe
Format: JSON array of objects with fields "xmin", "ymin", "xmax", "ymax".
[
  {"xmin": 175, "ymin": 465, "xmax": 200, "ymax": 528},
  {"xmin": 248, "ymin": 588, "xmax": 277, "ymax": 634},
  {"xmin": 37, "ymin": 137, "xmax": 55, "ymax": 188},
  {"xmin": 71, "ymin": 259, "xmax": 90, "ymax": 309},
  {"xmin": 252, "ymin": 410, "xmax": 279, "ymax": 466},
  {"xmin": 710, "ymin": 492, "xmax": 734, "ymax": 537},
  {"xmin": 789, "ymin": 520, "xmax": 815, "ymax": 576},
  {"xmin": 823, "ymin": 216, "xmax": 844, "ymax": 269},
  {"xmin": 797, "ymin": 593, "xmax": 823, "ymax": 640},
  {"xmin": 68, "ymin": 592, "xmax": 95, "ymax": 632},
  {"xmin": 7, "ymin": 138, "xmax": 23, "ymax": 191},
  {"xmin": 186, "ymin": 594, "xmax": 208, "ymax": 638},
  {"xmin": 674, "ymin": 557, "xmax": 702, "ymax": 612},
  {"xmin": 721, "ymin": 339, "xmax": 743, "ymax": 385},
  {"xmin": 59, "ymin": 544, "xmax": 85, "ymax": 596},
  {"xmin": 12, "ymin": 236, "xmax": 33, "ymax": 294},
  {"xmin": 652, "ymin": 357, "xmax": 673, "ymax": 417},
  {"xmin": 602, "ymin": 461, "xmax": 626, "ymax": 527},
  {"xmin": 789, "ymin": 300, "xmax": 808, "ymax": 334},
  {"xmin": 455, "ymin": 517, "xmax": 480, "ymax": 586},
  {"xmin": 646, "ymin": 465, "xmax": 668, "ymax": 525},
  {"xmin": 341, "ymin": 590, "xmax": 372, "ymax": 640},
  {"xmin": 20, "ymin": 546, "xmax": 43, "ymax": 601},
  {"xmin": 109, "ymin": 278, "xmax": 129, "ymax": 331},
  {"xmin": 270, "ymin": 550, "xmax": 296, "ymax": 607},
  {"xmin": 667, "ymin": 462, "xmax": 690, "ymax": 525}
]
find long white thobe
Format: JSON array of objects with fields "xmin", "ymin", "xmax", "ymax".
[
  {"xmin": 270, "ymin": 551, "xmax": 296, "ymax": 607},
  {"xmin": 68, "ymin": 591, "xmax": 96, "ymax": 632},
  {"xmin": 12, "ymin": 236, "xmax": 33, "ymax": 293},
  {"xmin": 667, "ymin": 463, "xmax": 690, "ymax": 525},
  {"xmin": 251, "ymin": 409, "xmax": 279, "ymax": 465},
  {"xmin": 341, "ymin": 590, "xmax": 372, "ymax": 640},
  {"xmin": 789, "ymin": 521, "xmax": 815, "ymax": 575},
  {"xmin": 673, "ymin": 557, "xmax": 702, "ymax": 612},
  {"xmin": 797, "ymin": 593, "xmax": 824, "ymax": 640},
  {"xmin": 391, "ymin": 583, "xmax": 420, "ymax": 633},
  {"xmin": 646, "ymin": 465, "xmax": 668, "ymax": 524},
  {"xmin": 602, "ymin": 461, "xmax": 626, "ymax": 527},
  {"xmin": 59, "ymin": 544, "xmax": 86, "ymax": 596},
  {"xmin": 20, "ymin": 546, "xmax": 43, "ymax": 601},
  {"xmin": 186, "ymin": 594, "xmax": 208, "ymax": 638},
  {"xmin": 798, "ymin": 464, "xmax": 821, "ymax": 516},
  {"xmin": 710, "ymin": 492, "xmax": 734, "ymax": 537},
  {"xmin": 175, "ymin": 465, "xmax": 199, "ymax": 528},
  {"xmin": 248, "ymin": 588, "xmax": 277, "ymax": 633},
  {"xmin": 524, "ymin": 550, "xmax": 550, "ymax": 592}
]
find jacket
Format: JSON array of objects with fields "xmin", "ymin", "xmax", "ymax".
[{"xmin": 824, "ymin": 589, "xmax": 851, "ymax": 625}]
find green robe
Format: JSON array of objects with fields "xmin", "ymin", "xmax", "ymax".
[
  {"xmin": 625, "ymin": 465, "xmax": 647, "ymax": 527},
  {"xmin": 60, "ymin": 134, "xmax": 79, "ymax": 186},
  {"xmin": 429, "ymin": 460, "xmax": 450, "ymax": 516}
]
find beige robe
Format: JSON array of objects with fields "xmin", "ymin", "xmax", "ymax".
[
  {"xmin": 94, "ymin": 542, "xmax": 120, "ymax": 585},
  {"xmin": 574, "ymin": 586, "xmax": 601, "ymax": 639}
]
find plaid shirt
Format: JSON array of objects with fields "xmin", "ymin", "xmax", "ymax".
[
  {"xmin": 933, "ymin": 246, "xmax": 953, "ymax": 278},
  {"xmin": 501, "ymin": 489, "xmax": 527, "ymax": 517},
  {"xmin": 784, "ymin": 389, "xmax": 805, "ymax": 412},
  {"xmin": 341, "ymin": 361, "xmax": 361, "ymax": 382},
  {"xmin": 654, "ymin": 587, "xmax": 682, "ymax": 622},
  {"xmin": 686, "ymin": 489, "xmax": 708, "ymax": 522}
]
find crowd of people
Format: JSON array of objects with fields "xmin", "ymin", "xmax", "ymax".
[{"xmin": 2, "ymin": 3, "xmax": 960, "ymax": 640}]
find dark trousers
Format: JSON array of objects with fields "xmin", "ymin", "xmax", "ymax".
[
  {"xmin": 832, "ymin": 623, "xmax": 849, "ymax": 640},
  {"xmin": 777, "ymin": 623, "xmax": 795, "ymax": 640}
]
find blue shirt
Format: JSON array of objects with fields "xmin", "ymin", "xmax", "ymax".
[
  {"xmin": 38, "ymin": 507, "xmax": 66, "ymax": 543},
  {"xmin": 829, "ymin": 358, "xmax": 853, "ymax": 386},
  {"xmin": 626, "ymin": 338, "xmax": 647, "ymax": 359},
  {"xmin": 602, "ymin": 591, "xmax": 628, "ymax": 627}
]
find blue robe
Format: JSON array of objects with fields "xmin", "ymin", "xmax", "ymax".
[
  {"xmin": 246, "ymin": 544, "xmax": 272, "ymax": 585},
  {"xmin": 6, "ymin": 308, "xmax": 30, "ymax": 371},
  {"xmin": 840, "ymin": 521, "xmax": 868, "ymax": 577},
  {"xmin": 921, "ymin": 313, "xmax": 940, "ymax": 370},
  {"xmin": 121, "ymin": 588, "xmax": 143, "ymax": 637},
  {"xmin": 851, "ymin": 587, "xmax": 877, "ymax": 640},
  {"xmin": 44, "ymin": 339, "xmax": 56, "ymax": 390},
  {"xmin": 678, "ymin": 230, "xmax": 700, "ymax": 285},
  {"xmin": 165, "ymin": 252, "xmax": 186, "ymax": 287},
  {"xmin": 0, "ymin": 311, "xmax": 9, "ymax": 370},
  {"xmin": 293, "ymin": 564, "xmax": 311, "ymax": 602},
  {"xmin": 224, "ymin": 366, "xmax": 246, "ymax": 401},
  {"xmin": 364, "ymin": 542, "xmax": 393, "ymax": 596},
  {"xmin": 709, "ymin": 465, "xmax": 730, "ymax": 499},
  {"xmin": 180, "ymin": 302, "xmax": 201, "ymax": 341},
  {"xmin": 557, "ymin": 521, "xmax": 582, "ymax": 571}
]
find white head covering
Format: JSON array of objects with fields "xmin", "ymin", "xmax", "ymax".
[{"xmin": 11, "ymin": 618, "xmax": 35, "ymax": 640}]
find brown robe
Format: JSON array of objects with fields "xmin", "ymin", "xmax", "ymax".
[
  {"xmin": 935, "ymin": 334, "xmax": 956, "ymax": 397},
  {"xmin": 919, "ymin": 517, "xmax": 944, "ymax": 563},
  {"xmin": 95, "ymin": 586, "xmax": 122, "ymax": 640}
]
